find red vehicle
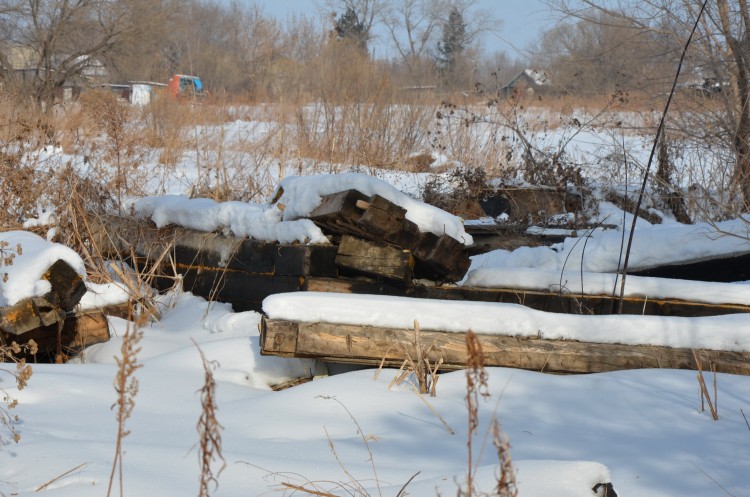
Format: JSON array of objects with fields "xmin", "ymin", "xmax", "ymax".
[{"xmin": 166, "ymin": 74, "xmax": 206, "ymax": 99}]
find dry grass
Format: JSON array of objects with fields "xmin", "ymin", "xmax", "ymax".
[{"xmin": 385, "ymin": 319, "xmax": 441, "ymax": 396}]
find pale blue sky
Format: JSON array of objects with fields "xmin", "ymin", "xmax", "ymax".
[{"xmin": 251, "ymin": 0, "xmax": 555, "ymax": 60}]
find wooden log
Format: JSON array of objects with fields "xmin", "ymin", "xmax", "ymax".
[
  {"xmin": 260, "ymin": 318, "xmax": 750, "ymax": 375},
  {"xmin": 335, "ymin": 235, "xmax": 414, "ymax": 282}
]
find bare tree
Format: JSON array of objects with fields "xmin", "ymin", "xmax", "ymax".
[
  {"xmin": 548, "ymin": 0, "xmax": 750, "ymax": 212},
  {"xmin": 382, "ymin": 0, "xmax": 448, "ymax": 74},
  {"xmin": 0, "ymin": 0, "xmax": 173, "ymax": 112},
  {"xmin": 533, "ymin": 9, "xmax": 678, "ymax": 96}
]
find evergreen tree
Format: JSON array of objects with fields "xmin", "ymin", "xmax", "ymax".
[
  {"xmin": 333, "ymin": 7, "xmax": 369, "ymax": 53},
  {"xmin": 437, "ymin": 7, "xmax": 467, "ymax": 72}
]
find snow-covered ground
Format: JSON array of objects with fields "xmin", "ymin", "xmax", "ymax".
[
  {"xmin": 3, "ymin": 109, "xmax": 750, "ymax": 496},
  {"xmin": 2, "ymin": 287, "xmax": 749, "ymax": 496}
]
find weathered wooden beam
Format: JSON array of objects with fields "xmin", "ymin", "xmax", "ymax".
[
  {"xmin": 303, "ymin": 276, "xmax": 750, "ymax": 317},
  {"xmin": 260, "ymin": 318, "xmax": 750, "ymax": 375},
  {"xmin": 1, "ymin": 306, "xmax": 113, "ymax": 362},
  {"xmin": 42, "ymin": 259, "xmax": 87, "ymax": 311},
  {"xmin": 335, "ymin": 235, "xmax": 414, "ymax": 282},
  {"xmin": 0, "ymin": 294, "xmax": 64, "ymax": 336},
  {"xmin": 90, "ymin": 214, "xmax": 338, "ymax": 278},
  {"xmin": 413, "ymin": 232, "xmax": 471, "ymax": 282}
]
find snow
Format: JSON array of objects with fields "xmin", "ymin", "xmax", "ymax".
[
  {"xmin": 468, "ymin": 218, "xmax": 750, "ymax": 273},
  {"xmin": 263, "ymin": 292, "xmax": 750, "ymax": 352},
  {"xmin": 133, "ymin": 195, "xmax": 329, "ymax": 244},
  {"xmin": 463, "ymin": 267, "xmax": 750, "ymax": 306},
  {"xmin": 131, "ymin": 172, "xmax": 474, "ymax": 246},
  {"xmin": 2, "ymin": 288, "xmax": 749, "ymax": 496},
  {"xmin": 4, "ymin": 119, "xmax": 750, "ymax": 496}
]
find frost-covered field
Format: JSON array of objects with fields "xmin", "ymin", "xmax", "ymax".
[{"xmin": 2, "ymin": 103, "xmax": 750, "ymax": 496}]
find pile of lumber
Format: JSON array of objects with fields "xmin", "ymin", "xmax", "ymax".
[
  {"xmin": 307, "ymin": 190, "xmax": 470, "ymax": 282},
  {"xmin": 91, "ymin": 189, "xmax": 471, "ymax": 312},
  {"xmin": 0, "ymin": 260, "xmax": 112, "ymax": 362}
]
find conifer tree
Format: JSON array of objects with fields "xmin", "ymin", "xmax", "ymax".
[
  {"xmin": 333, "ymin": 7, "xmax": 370, "ymax": 53},
  {"xmin": 437, "ymin": 7, "xmax": 467, "ymax": 73}
]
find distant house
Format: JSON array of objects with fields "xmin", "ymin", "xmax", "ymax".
[
  {"xmin": 500, "ymin": 69, "xmax": 551, "ymax": 98},
  {"xmin": 2, "ymin": 44, "xmax": 110, "ymax": 101}
]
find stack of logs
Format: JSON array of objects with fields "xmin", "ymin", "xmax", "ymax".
[
  {"xmin": 89, "ymin": 189, "xmax": 471, "ymax": 313},
  {"xmin": 0, "ymin": 260, "xmax": 112, "ymax": 362},
  {"xmin": 308, "ymin": 190, "xmax": 470, "ymax": 283}
]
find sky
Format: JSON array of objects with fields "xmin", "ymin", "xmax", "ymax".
[{"xmin": 252, "ymin": 0, "xmax": 554, "ymax": 60}]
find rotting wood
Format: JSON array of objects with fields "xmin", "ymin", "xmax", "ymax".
[
  {"xmin": 260, "ymin": 318, "xmax": 750, "ymax": 376},
  {"xmin": 91, "ymin": 214, "xmax": 339, "ymax": 278},
  {"xmin": 42, "ymin": 259, "xmax": 87, "ymax": 310},
  {"xmin": 335, "ymin": 235, "xmax": 414, "ymax": 281},
  {"xmin": 0, "ymin": 293, "xmax": 64, "ymax": 336},
  {"xmin": 1, "ymin": 306, "xmax": 113, "ymax": 362}
]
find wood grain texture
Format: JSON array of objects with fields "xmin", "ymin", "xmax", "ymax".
[{"xmin": 261, "ymin": 318, "xmax": 750, "ymax": 375}]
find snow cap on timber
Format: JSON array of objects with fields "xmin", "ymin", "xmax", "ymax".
[
  {"xmin": 133, "ymin": 195, "xmax": 329, "ymax": 244},
  {"xmin": 275, "ymin": 173, "xmax": 474, "ymax": 246},
  {"xmin": 464, "ymin": 267, "xmax": 750, "ymax": 306},
  {"xmin": 262, "ymin": 292, "xmax": 750, "ymax": 352},
  {"xmin": 0, "ymin": 231, "xmax": 86, "ymax": 306},
  {"xmin": 469, "ymin": 217, "xmax": 750, "ymax": 273}
]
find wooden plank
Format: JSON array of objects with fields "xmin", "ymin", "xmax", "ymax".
[
  {"xmin": 67, "ymin": 309, "xmax": 111, "ymax": 349},
  {"xmin": 42, "ymin": 259, "xmax": 87, "ymax": 311},
  {"xmin": 92, "ymin": 214, "xmax": 337, "ymax": 277},
  {"xmin": 308, "ymin": 190, "xmax": 369, "ymax": 236},
  {"xmin": 335, "ymin": 235, "xmax": 413, "ymax": 282},
  {"xmin": 631, "ymin": 252, "xmax": 750, "ymax": 283},
  {"xmin": 261, "ymin": 318, "xmax": 750, "ymax": 375},
  {"xmin": 412, "ymin": 233, "xmax": 471, "ymax": 282},
  {"xmin": 303, "ymin": 276, "xmax": 750, "ymax": 317},
  {"xmin": 260, "ymin": 318, "xmax": 299, "ymax": 357},
  {"xmin": 177, "ymin": 268, "xmax": 304, "ymax": 312},
  {"xmin": 0, "ymin": 294, "xmax": 64, "ymax": 336},
  {"xmin": 274, "ymin": 244, "xmax": 339, "ymax": 277},
  {"xmin": 357, "ymin": 194, "xmax": 407, "ymax": 237}
]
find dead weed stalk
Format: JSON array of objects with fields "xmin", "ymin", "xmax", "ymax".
[
  {"xmin": 106, "ymin": 317, "xmax": 143, "ymax": 497},
  {"xmin": 464, "ymin": 331, "xmax": 517, "ymax": 497},
  {"xmin": 0, "ymin": 340, "xmax": 36, "ymax": 446},
  {"xmin": 194, "ymin": 341, "xmax": 226, "ymax": 497},
  {"xmin": 693, "ymin": 350, "xmax": 719, "ymax": 421}
]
